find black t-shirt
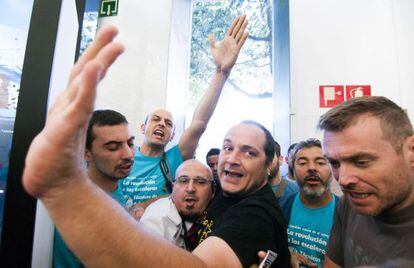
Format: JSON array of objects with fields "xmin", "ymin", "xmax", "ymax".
[{"xmin": 195, "ymin": 184, "xmax": 290, "ymax": 267}]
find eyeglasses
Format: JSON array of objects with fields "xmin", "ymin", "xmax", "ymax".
[{"xmin": 175, "ymin": 176, "xmax": 212, "ymax": 186}]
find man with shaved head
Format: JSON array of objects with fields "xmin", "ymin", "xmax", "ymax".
[
  {"xmin": 140, "ymin": 159, "xmax": 215, "ymax": 250},
  {"xmin": 121, "ymin": 15, "xmax": 249, "ymax": 213}
]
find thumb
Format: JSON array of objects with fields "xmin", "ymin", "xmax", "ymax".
[{"xmin": 208, "ymin": 34, "xmax": 216, "ymax": 50}]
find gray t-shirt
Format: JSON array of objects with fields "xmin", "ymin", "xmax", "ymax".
[{"xmin": 326, "ymin": 195, "xmax": 414, "ymax": 266}]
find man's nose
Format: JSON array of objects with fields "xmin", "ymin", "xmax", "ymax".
[
  {"xmin": 307, "ymin": 161, "xmax": 317, "ymax": 172},
  {"xmin": 226, "ymin": 151, "xmax": 241, "ymax": 165},
  {"xmin": 186, "ymin": 179, "xmax": 196, "ymax": 192},
  {"xmin": 121, "ymin": 144, "xmax": 134, "ymax": 159},
  {"xmin": 336, "ymin": 165, "xmax": 358, "ymax": 187}
]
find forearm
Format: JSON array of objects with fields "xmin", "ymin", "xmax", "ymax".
[
  {"xmin": 179, "ymin": 70, "xmax": 229, "ymax": 159},
  {"xmin": 43, "ymin": 178, "xmax": 206, "ymax": 267},
  {"xmin": 191, "ymin": 70, "xmax": 229, "ymax": 131}
]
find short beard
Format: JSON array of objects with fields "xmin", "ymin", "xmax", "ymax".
[
  {"xmin": 302, "ymin": 184, "xmax": 329, "ymax": 198},
  {"xmin": 300, "ymin": 177, "xmax": 331, "ymax": 199},
  {"xmin": 179, "ymin": 212, "xmax": 198, "ymax": 222}
]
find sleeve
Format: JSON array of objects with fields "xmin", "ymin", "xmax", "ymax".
[
  {"xmin": 140, "ymin": 201, "xmax": 166, "ymax": 238},
  {"xmin": 326, "ymin": 198, "xmax": 345, "ymax": 266},
  {"xmin": 210, "ymin": 203, "xmax": 284, "ymax": 267},
  {"xmin": 166, "ymin": 145, "xmax": 184, "ymax": 180}
]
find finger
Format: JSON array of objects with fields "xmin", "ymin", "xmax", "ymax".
[
  {"xmin": 238, "ymin": 31, "xmax": 249, "ymax": 49},
  {"xmin": 298, "ymin": 256, "xmax": 316, "ymax": 267},
  {"xmin": 257, "ymin": 251, "xmax": 266, "ymax": 261},
  {"xmin": 230, "ymin": 14, "xmax": 246, "ymax": 38},
  {"xmin": 226, "ymin": 16, "xmax": 240, "ymax": 37},
  {"xmin": 69, "ymin": 26, "xmax": 120, "ymax": 81},
  {"xmin": 208, "ymin": 34, "xmax": 216, "ymax": 50},
  {"xmin": 91, "ymin": 42, "xmax": 124, "ymax": 79},
  {"xmin": 235, "ymin": 17, "xmax": 248, "ymax": 43}
]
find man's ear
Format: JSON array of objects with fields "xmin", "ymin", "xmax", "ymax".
[
  {"xmin": 140, "ymin": 123, "xmax": 146, "ymax": 134},
  {"xmin": 278, "ymin": 156, "xmax": 284, "ymax": 166},
  {"xmin": 84, "ymin": 149, "xmax": 91, "ymax": 161},
  {"xmin": 170, "ymin": 130, "xmax": 175, "ymax": 141},
  {"xmin": 406, "ymin": 135, "xmax": 414, "ymax": 168}
]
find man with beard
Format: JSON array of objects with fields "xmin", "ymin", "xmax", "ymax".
[
  {"xmin": 281, "ymin": 138, "xmax": 339, "ymax": 268},
  {"xmin": 140, "ymin": 159, "xmax": 215, "ymax": 250},
  {"xmin": 269, "ymin": 140, "xmax": 298, "ymax": 208},
  {"xmin": 53, "ymin": 110, "xmax": 135, "ymax": 267}
]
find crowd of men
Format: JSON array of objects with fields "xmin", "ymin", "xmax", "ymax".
[{"xmin": 20, "ymin": 14, "xmax": 414, "ymax": 268}]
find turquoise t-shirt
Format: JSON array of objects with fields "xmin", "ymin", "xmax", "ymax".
[
  {"xmin": 287, "ymin": 194, "xmax": 336, "ymax": 267},
  {"xmin": 271, "ymin": 177, "xmax": 299, "ymax": 208},
  {"xmin": 120, "ymin": 145, "xmax": 183, "ymax": 209},
  {"xmin": 53, "ymin": 186, "xmax": 126, "ymax": 268}
]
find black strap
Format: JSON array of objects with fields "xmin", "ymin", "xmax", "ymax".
[{"xmin": 159, "ymin": 152, "xmax": 173, "ymax": 193}]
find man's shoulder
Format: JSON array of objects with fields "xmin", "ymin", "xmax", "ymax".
[
  {"xmin": 282, "ymin": 177, "xmax": 298, "ymax": 190},
  {"xmin": 228, "ymin": 185, "xmax": 281, "ymax": 217},
  {"xmin": 143, "ymin": 197, "xmax": 172, "ymax": 214}
]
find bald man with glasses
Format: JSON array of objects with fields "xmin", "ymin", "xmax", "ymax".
[{"xmin": 140, "ymin": 159, "xmax": 216, "ymax": 250}]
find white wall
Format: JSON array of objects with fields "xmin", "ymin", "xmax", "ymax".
[
  {"xmin": 289, "ymin": 0, "xmax": 414, "ymax": 142},
  {"xmin": 96, "ymin": 1, "xmax": 173, "ymax": 144}
]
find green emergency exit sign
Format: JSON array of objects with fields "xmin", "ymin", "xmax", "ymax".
[{"xmin": 99, "ymin": 0, "xmax": 119, "ymax": 17}]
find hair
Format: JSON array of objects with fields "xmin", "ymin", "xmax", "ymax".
[
  {"xmin": 206, "ymin": 148, "xmax": 220, "ymax": 162},
  {"xmin": 287, "ymin": 142, "xmax": 297, "ymax": 156},
  {"xmin": 290, "ymin": 138, "xmax": 322, "ymax": 167},
  {"xmin": 86, "ymin": 110, "xmax": 128, "ymax": 150},
  {"xmin": 318, "ymin": 96, "xmax": 413, "ymax": 152},
  {"xmin": 274, "ymin": 140, "xmax": 281, "ymax": 158},
  {"xmin": 286, "ymin": 142, "xmax": 297, "ymax": 177},
  {"xmin": 240, "ymin": 120, "xmax": 275, "ymax": 166}
]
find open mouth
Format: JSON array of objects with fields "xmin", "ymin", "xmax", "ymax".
[
  {"xmin": 117, "ymin": 163, "xmax": 133, "ymax": 172},
  {"xmin": 224, "ymin": 170, "xmax": 243, "ymax": 178},
  {"xmin": 153, "ymin": 129, "xmax": 164, "ymax": 138},
  {"xmin": 184, "ymin": 196, "xmax": 197, "ymax": 207},
  {"xmin": 304, "ymin": 176, "xmax": 322, "ymax": 185},
  {"xmin": 348, "ymin": 192, "xmax": 370, "ymax": 199}
]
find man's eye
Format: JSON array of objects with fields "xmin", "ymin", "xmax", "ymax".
[
  {"xmin": 194, "ymin": 179, "xmax": 208, "ymax": 185},
  {"xmin": 246, "ymin": 151, "xmax": 256, "ymax": 157},
  {"xmin": 355, "ymin": 160, "xmax": 369, "ymax": 168},
  {"xmin": 329, "ymin": 161, "xmax": 340, "ymax": 169},
  {"xmin": 317, "ymin": 160, "xmax": 327, "ymax": 166},
  {"xmin": 223, "ymin": 145, "xmax": 232, "ymax": 151},
  {"xmin": 106, "ymin": 145, "xmax": 119, "ymax": 151},
  {"xmin": 177, "ymin": 177, "xmax": 189, "ymax": 184}
]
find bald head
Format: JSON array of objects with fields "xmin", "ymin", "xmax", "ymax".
[
  {"xmin": 141, "ymin": 109, "xmax": 175, "ymax": 149},
  {"xmin": 175, "ymin": 159, "xmax": 213, "ymax": 180},
  {"xmin": 172, "ymin": 159, "xmax": 214, "ymax": 221}
]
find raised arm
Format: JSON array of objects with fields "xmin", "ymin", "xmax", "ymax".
[
  {"xmin": 178, "ymin": 15, "xmax": 248, "ymax": 160},
  {"xmin": 22, "ymin": 26, "xmax": 208, "ymax": 268}
]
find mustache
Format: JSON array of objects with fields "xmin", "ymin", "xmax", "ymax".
[
  {"xmin": 116, "ymin": 159, "xmax": 134, "ymax": 168},
  {"xmin": 304, "ymin": 171, "xmax": 322, "ymax": 181}
]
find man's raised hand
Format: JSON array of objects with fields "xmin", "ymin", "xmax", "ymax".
[
  {"xmin": 23, "ymin": 26, "xmax": 124, "ymax": 199},
  {"xmin": 209, "ymin": 14, "xmax": 248, "ymax": 75}
]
